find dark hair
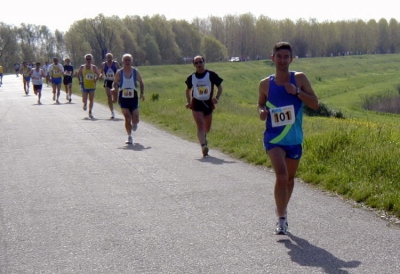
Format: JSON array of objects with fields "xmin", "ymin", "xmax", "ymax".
[
  {"xmin": 273, "ymin": 42, "xmax": 293, "ymax": 56},
  {"xmin": 192, "ymin": 55, "xmax": 205, "ymax": 64}
]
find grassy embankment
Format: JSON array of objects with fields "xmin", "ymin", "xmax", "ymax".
[{"xmin": 73, "ymin": 54, "xmax": 400, "ymax": 218}]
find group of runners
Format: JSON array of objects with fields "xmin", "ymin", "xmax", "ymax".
[
  {"xmin": 15, "ymin": 58, "xmax": 72, "ymax": 104},
  {"xmin": 13, "ymin": 53, "xmax": 145, "ymax": 146},
  {"xmin": 3, "ymin": 41, "xmax": 319, "ymax": 235}
]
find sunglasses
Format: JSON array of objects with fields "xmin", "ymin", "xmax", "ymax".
[{"xmin": 194, "ymin": 61, "xmax": 203, "ymax": 65}]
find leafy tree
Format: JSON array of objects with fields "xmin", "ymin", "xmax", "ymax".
[
  {"xmin": 237, "ymin": 13, "xmax": 257, "ymax": 59},
  {"xmin": 201, "ymin": 35, "xmax": 227, "ymax": 62},
  {"xmin": 366, "ymin": 19, "xmax": 379, "ymax": 54},
  {"xmin": 148, "ymin": 15, "xmax": 181, "ymax": 64},
  {"xmin": 144, "ymin": 34, "xmax": 161, "ymax": 65},
  {"xmin": 208, "ymin": 16, "xmax": 225, "ymax": 46},
  {"xmin": 254, "ymin": 16, "xmax": 280, "ymax": 59},
  {"xmin": 122, "ymin": 15, "xmax": 147, "ymax": 64},
  {"xmin": 0, "ymin": 23, "xmax": 20, "ymax": 71},
  {"xmin": 64, "ymin": 25, "xmax": 91, "ymax": 67},
  {"xmin": 388, "ymin": 19, "xmax": 400, "ymax": 53},
  {"xmin": 171, "ymin": 19, "xmax": 202, "ymax": 60},
  {"xmin": 223, "ymin": 15, "xmax": 239, "ymax": 57},
  {"xmin": 378, "ymin": 18, "xmax": 390, "ymax": 54}
]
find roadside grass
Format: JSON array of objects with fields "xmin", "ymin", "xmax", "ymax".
[
  {"xmin": 302, "ymin": 118, "xmax": 400, "ymax": 214},
  {"xmin": 71, "ymin": 54, "xmax": 400, "ymax": 218}
]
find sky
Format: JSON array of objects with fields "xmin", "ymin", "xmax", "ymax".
[{"xmin": 1, "ymin": 0, "xmax": 399, "ymax": 32}]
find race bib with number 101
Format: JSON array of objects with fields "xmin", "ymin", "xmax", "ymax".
[{"xmin": 270, "ymin": 105, "xmax": 295, "ymax": 127}]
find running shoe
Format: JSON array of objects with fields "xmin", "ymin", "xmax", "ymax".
[
  {"xmin": 69, "ymin": 96, "xmax": 72, "ymax": 103},
  {"xmin": 132, "ymin": 123, "xmax": 138, "ymax": 131},
  {"xmin": 111, "ymin": 112, "xmax": 115, "ymax": 119},
  {"xmin": 83, "ymin": 104, "xmax": 87, "ymax": 111},
  {"xmin": 275, "ymin": 217, "xmax": 288, "ymax": 235},
  {"xmin": 56, "ymin": 100, "xmax": 60, "ymax": 104},
  {"xmin": 125, "ymin": 136, "xmax": 133, "ymax": 144},
  {"xmin": 88, "ymin": 111, "xmax": 93, "ymax": 119},
  {"xmin": 202, "ymin": 145, "xmax": 209, "ymax": 157}
]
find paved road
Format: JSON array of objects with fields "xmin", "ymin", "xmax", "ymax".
[{"xmin": 0, "ymin": 74, "xmax": 399, "ymax": 274}]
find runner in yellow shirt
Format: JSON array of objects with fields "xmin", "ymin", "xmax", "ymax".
[
  {"xmin": 48, "ymin": 57, "xmax": 64, "ymax": 104},
  {"xmin": 19, "ymin": 62, "xmax": 32, "ymax": 95},
  {"xmin": 77, "ymin": 54, "xmax": 101, "ymax": 119}
]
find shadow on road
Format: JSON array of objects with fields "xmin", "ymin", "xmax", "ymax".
[
  {"xmin": 197, "ymin": 155, "xmax": 236, "ymax": 165},
  {"xmin": 81, "ymin": 117, "xmax": 123, "ymax": 121},
  {"xmin": 278, "ymin": 233, "xmax": 361, "ymax": 274},
  {"xmin": 117, "ymin": 143, "xmax": 151, "ymax": 151}
]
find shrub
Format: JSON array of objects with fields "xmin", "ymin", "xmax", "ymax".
[{"xmin": 304, "ymin": 102, "xmax": 344, "ymax": 118}]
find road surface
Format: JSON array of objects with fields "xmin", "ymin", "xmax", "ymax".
[{"xmin": 0, "ymin": 74, "xmax": 399, "ymax": 273}]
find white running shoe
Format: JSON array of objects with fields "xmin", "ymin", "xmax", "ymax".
[
  {"xmin": 275, "ymin": 217, "xmax": 288, "ymax": 235},
  {"xmin": 88, "ymin": 111, "xmax": 93, "ymax": 119},
  {"xmin": 125, "ymin": 136, "xmax": 133, "ymax": 144},
  {"xmin": 132, "ymin": 123, "xmax": 138, "ymax": 131},
  {"xmin": 111, "ymin": 112, "xmax": 115, "ymax": 119}
]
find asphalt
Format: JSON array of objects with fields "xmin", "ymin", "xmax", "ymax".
[{"xmin": 0, "ymin": 74, "xmax": 399, "ymax": 274}]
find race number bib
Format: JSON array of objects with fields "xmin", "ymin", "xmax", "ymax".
[
  {"xmin": 53, "ymin": 69, "xmax": 62, "ymax": 76},
  {"xmin": 194, "ymin": 85, "xmax": 210, "ymax": 100},
  {"xmin": 198, "ymin": 86, "xmax": 208, "ymax": 95},
  {"xmin": 106, "ymin": 73, "xmax": 114, "ymax": 79},
  {"xmin": 122, "ymin": 89, "xmax": 134, "ymax": 98},
  {"xmin": 270, "ymin": 105, "xmax": 295, "ymax": 127},
  {"xmin": 65, "ymin": 71, "xmax": 72, "ymax": 76},
  {"xmin": 85, "ymin": 73, "xmax": 94, "ymax": 80}
]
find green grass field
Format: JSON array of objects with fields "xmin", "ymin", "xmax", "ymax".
[{"xmin": 72, "ymin": 54, "xmax": 400, "ymax": 219}]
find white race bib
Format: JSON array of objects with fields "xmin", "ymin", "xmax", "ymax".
[
  {"xmin": 194, "ymin": 85, "xmax": 210, "ymax": 100},
  {"xmin": 270, "ymin": 105, "xmax": 295, "ymax": 127},
  {"xmin": 85, "ymin": 73, "xmax": 94, "ymax": 80},
  {"xmin": 121, "ymin": 89, "xmax": 134, "ymax": 98}
]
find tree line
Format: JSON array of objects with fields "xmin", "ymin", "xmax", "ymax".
[{"xmin": 1, "ymin": 13, "xmax": 399, "ymax": 71}]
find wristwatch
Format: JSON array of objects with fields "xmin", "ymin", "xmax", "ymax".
[{"xmin": 296, "ymin": 87, "xmax": 301, "ymax": 96}]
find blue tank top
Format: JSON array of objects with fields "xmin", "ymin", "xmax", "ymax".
[
  {"xmin": 265, "ymin": 71, "xmax": 304, "ymax": 145},
  {"xmin": 104, "ymin": 62, "xmax": 117, "ymax": 80}
]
